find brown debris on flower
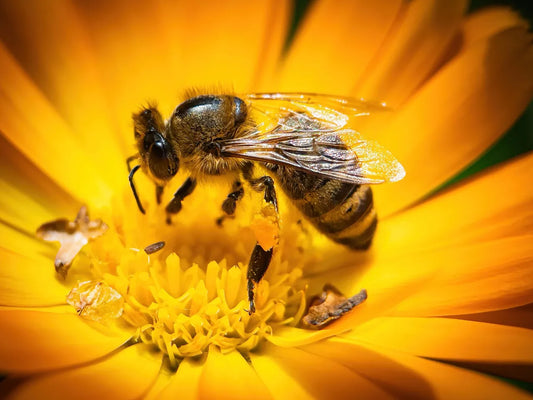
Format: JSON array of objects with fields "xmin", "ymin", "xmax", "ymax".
[
  {"xmin": 66, "ymin": 280, "xmax": 124, "ymax": 322},
  {"xmin": 36, "ymin": 206, "xmax": 108, "ymax": 278},
  {"xmin": 144, "ymin": 241, "xmax": 165, "ymax": 254},
  {"xmin": 301, "ymin": 285, "xmax": 368, "ymax": 329}
]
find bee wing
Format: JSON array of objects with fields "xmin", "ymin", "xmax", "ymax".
[
  {"xmin": 245, "ymin": 92, "xmax": 391, "ymax": 121},
  {"xmin": 221, "ymin": 93, "xmax": 404, "ymax": 184}
]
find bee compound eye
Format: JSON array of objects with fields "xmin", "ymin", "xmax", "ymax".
[
  {"xmin": 143, "ymin": 134, "xmax": 155, "ymax": 152},
  {"xmin": 148, "ymin": 141, "xmax": 179, "ymax": 180}
]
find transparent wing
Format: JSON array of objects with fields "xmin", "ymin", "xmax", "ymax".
[{"xmin": 221, "ymin": 93, "xmax": 405, "ymax": 185}]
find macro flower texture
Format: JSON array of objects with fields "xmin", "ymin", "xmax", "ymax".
[{"xmin": 0, "ymin": 0, "xmax": 532, "ymax": 399}]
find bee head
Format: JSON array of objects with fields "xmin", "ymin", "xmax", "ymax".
[{"xmin": 132, "ymin": 106, "xmax": 179, "ymax": 184}]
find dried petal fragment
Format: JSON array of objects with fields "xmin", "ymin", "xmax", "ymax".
[
  {"xmin": 302, "ymin": 285, "xmax": 368, "ymax": 329},
  {"xmin": 36, "ymin": 206, "xmax": 108, "ymax": 277},
  {"xmin": 66, "ymin": 280, "xmax": 124, "ymax": 322}
]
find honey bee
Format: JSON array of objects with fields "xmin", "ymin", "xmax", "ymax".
[{"xmin": 128, "ymin": 92, "xmax": 405, "ymax": 313}]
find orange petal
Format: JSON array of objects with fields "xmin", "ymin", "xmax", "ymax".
[
  {"xmin": 369, "ymin": 27, "xmax": 533, "ymax": 216},
  {"xmin": 198, "ymin": 347, "xmax": 271, "ymax": 400},
  {"xmin": 277, "ymin": 0, "xmax": 403, "ymax": 94},
  {"xmin": 353, "ymin": 0, "xmax": 468, "ymax": 106},
  {"xmin": 0, "ymin": 1, "xmax": 126, "ymax": 179},
  {"xmin": 349, "ymin": 317, "xmax": 533, "ymax": 363},
  {"xmin": 74, "ymin": 0, "xmax": 288, "ymax": 126},
  {"xmin": 151, "ymin": 358, "xmax": 203, "ymax": 400},
  {"xmin": 0, "ymin": 42, "xmax": 111, "ymax": 206},
  {"xmin": 302, "ymin": 337, "xmax": 436, "ymax": 399},
  {"xmin": 0, "ymin": 308, "xmax": 131, "ymax": 372},
  {"xmin": 369, "ymin": 342, "xmax": 533, "ymax": 400},
  {"xmin": 374, "ymin": 153, "xmax": 533, "ymax": 257},
  {"xmin": 0, "ymin": 247, "xmax": 67, "ymax": 307},
  {"xmin": 252, "ymin": 344, "xmax": 394, "ymax": 399},
  {"xmin": 461, "ymin": 6, "xmax": 529, "ymax": 47},
  {"xmin": 315, "ymin": 337, "xmax": 533, "ymax": 400},
  {"xmin": 6, "ymin": 344, "xmax": 161, "ymax": 400}
]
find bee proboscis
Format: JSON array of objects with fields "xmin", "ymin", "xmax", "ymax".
[{"xmin": 128, "ymin": 92, "xmax": 405, "ymax": 314}]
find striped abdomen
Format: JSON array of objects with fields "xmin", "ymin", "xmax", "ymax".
[{"xmin": 268, "ymin": 165, "xmax": 377, "ymax": 250}]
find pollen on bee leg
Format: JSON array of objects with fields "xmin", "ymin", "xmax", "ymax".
[
  {"xmin": 249, "ymin": 201, "xmax": 280, "ymax": 251},
  {"xmin": 66, "ymin": 280, "xmax": 124, "ymax": 322}
]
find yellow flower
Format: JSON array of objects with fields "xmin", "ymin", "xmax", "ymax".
[{"xmin": 1, "ymin": 0, "xmax": 533, "ymax": 399}]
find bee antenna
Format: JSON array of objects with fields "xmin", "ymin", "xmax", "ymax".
[{"xmin": 129, "ymin": 165, "xmax": 146, "ymax": 214}]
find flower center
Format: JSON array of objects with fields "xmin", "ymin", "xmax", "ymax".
[{"xmin": 70, "ymin": 184, "xmax": 310, "ymax": 365}]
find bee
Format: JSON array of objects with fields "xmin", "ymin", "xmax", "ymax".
[{"xmin": 127, "ymin": 92, "xmax": 405, "ymax": 313}]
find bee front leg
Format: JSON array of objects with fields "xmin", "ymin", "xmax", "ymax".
[
  {"xmin": 165, "ymin": 177, "xmax": 196, "ymax": 224},
  {"xmin": 216, "ymin": 180, "xmax": 244, "ymax": 226},
  {"xmin": 156, "ymin": 185, "xmax": 164, "ymax": 205}
]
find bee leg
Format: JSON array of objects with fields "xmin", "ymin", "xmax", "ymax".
[
  {"xmin": 216, "ymin": 181, "xmax": 244, "ymax": 226},
  {"xmin": 126, "ymin": 154, "xmax": 140, "ymax": 173},
  {"xmin": 242, "ymin": 171, "xmax": 279, "ymax": 313},
  {"xmin": 165, "ymin": 177, "xmax": 197, "ymax": 224},
  {"xmin": 247, "ymin": 244, "xmax": 273, "ymax": 314},
  {"xmin": 246, "ymin": 175, "xmax": 278, "ymax": 212},
  {"xmin": 156, "ymin": 185, "xmax": 164, "ymax": 205}
]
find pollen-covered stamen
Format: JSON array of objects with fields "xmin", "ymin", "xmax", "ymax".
[
  {"xmin": 52, "ymin": 194, "xmax": 312, "ymax": 365},
  {"xmin": 111, "ymin": 252, "xmax": 306, "ymax": 366}
]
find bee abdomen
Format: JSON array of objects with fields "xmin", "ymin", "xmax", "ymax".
[
  {"xmin": 308, "ymin": 184, "xmax": 376, "ymax": 250},
  {"xmin": 270, "ymin": 166, "xmax": 377, "ymax": 250}
]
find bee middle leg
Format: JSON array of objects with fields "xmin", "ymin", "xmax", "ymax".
[
  {"xmin": 216, "ymin": 180, "xmax": 244, "ymax": 226},
  {"xmin": 165, "ymin": 177, "xmax": 197, "ymax": 224}
]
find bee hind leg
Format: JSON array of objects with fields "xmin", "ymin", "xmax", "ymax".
[
  {"xmin": 216, "ymin": 180, "xmax": 244, "ymax": 226},
  {"xmin": 243, "ymin": 169, "xmax": 279, "ymax": 314},
  {"xmin": 247, "ymin": 244, "xmax": 273, "ymax": 314},
  {"xmin": 165, "ymin": 177, "xmax": 196, "ymax": 224}
]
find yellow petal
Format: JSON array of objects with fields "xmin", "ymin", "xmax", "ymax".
[
  {"xmin": 250, "ymin": 351, "xmax": 314, "ymax": 399},
  {"xmin": 268, "ymin": 271, "xmax": 426, "ymax": 347},
  {"xmin": 362, "ymin": 235, "xmax": 533, "ymax": 317},
  {"xmin": 314, "ymin": 337, "xmax": 533, "ymax": 400},
  {"xmin": 0, "ymin": 308, "xmax": 131, "ymax": 372},
  {"xmin": 349, "ymin": 317, "xmax": 533, "ymax": 363},
  {"xmin": 374, "ymin": 152, "xmax": 533, "ymax": 257},
  {"xmin": 354, "ymin": 0, "xmax": 467, "ymax": 106},
  {"xmin": 451, "ymin": 303, "xmax": 533, "ymax": 331},
  {"xmin": 152, "ymin": 358, "xmax": 203, "ymax": 400},
  {"xmin": 0, "ymin": 138, "xmax": 78, "ymax": 232},
  {"xmin": 0, "ymin": 42, "xmax": 111, "ymax": 206},
  {"xmin": 277, "ymin": 0, "xmax": 403, "ymax": 94},
  {"xmin": 6, "ymin": 344, "xmax": 161, "ymax": 400},
  {"xmin": 0, "ymin": 247, "xmax": 67, "ymax": 307},
  {"xmin": 302, "ymin": 337, "xmax": 436, "ymax": 399},
  {"xmin": 198, "ymin": 347, "xmax": 271, "ymax": 400},
  {"xmin": 252, "ymin": 344, "xmax": 394, "ymax": 400},
  {"xmin": 0, "ymin": 0, "xmax": 125, "ymax": 180},
  {"xmin": 369, "ymin": 27, "xmax": 533, "ymax": 216}
]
